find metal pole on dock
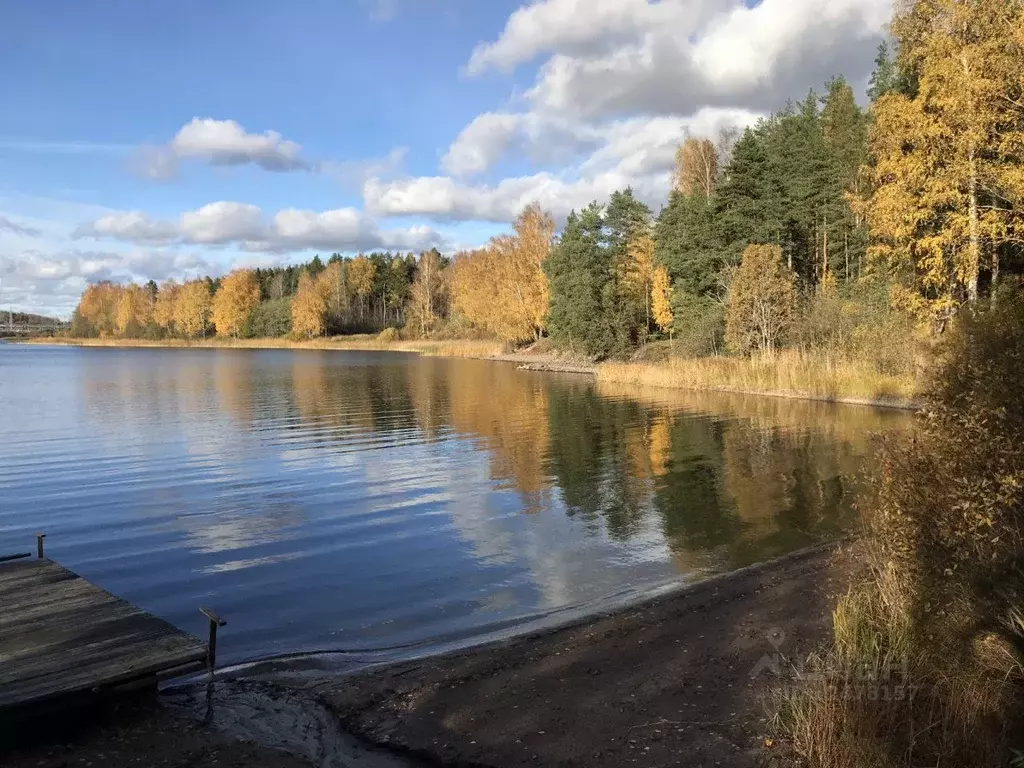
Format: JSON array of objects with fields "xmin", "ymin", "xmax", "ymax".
[
  {"xmin": 199, "ymin": 607, "xmax": 227, "ymax": 678},
  {"xmin": 35, "ymin": 532, "xmax": 46, "ymax": 559}
]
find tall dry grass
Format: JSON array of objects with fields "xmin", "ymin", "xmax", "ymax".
[
  {"xmin": 768, "ymin": 295, "xmax": 1024, "ymax": 768},
  {"xmin": 21, "ymin": 335, "xmax": 505, "ymax": 359},
  {"xmin": 597, "ymin": 349, "xmax": 919, "ymax": 406}
]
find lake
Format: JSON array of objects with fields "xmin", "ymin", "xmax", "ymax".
[{"xmin": 0, "ymin": 344, "xmax": 911, "ymax": 665}]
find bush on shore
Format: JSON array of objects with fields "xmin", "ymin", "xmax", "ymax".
[{"xmin": 770, "ymin": 291, "xmax": 1024, "ymax": 768}]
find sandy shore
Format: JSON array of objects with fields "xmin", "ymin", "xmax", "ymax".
[
  {"xmin": 2, "ymin": 541, "xmax": 852, "ymax": 767},
  {"xmin": 322, "ymin": 540, "xmax": 854, "ymax": 768}
]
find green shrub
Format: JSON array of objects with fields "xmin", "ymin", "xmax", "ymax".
[{"xmin": 242, "ymin": 298, "xmax": 292, "ymax": 338}]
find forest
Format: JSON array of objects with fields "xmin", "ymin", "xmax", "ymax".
[{"xmin": 69, "ymin": 5, "xmax": 1023, "ymax": 393}]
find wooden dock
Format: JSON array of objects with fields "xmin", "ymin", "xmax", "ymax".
[{"xmin": 0, "ymin": 554, "xmax": 210, "ymax": 712}]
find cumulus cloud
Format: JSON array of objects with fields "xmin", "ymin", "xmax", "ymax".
[
  {"xmin": 442, "ymin": 114, "xmax": 524, "ymax": 176},
  {"xmin": 370, "ymin": 107, "xmax": 758, "ymax": 223},
  {"xmin": 8, "ymin": 248, "xmax": 213, "ymax": 284},
  {"xmin": 440, "ymin": 112, "xmax": 605, "ymax": 177},
  {"xmin": 0, "ymin": 248, "xmax": 215, "ymax": 317},
  {"xmin": 0, "ymin": 215, "xmax": 42, "ymax": 238},
  {"xmin": 378, "ymin": 0, "xmax": 888, "ymax": 223},
  {"xmin": 138, "ymin": 118, "xmax": 310, "ymax": 178},
  {"xmin": 465, "ymin": 0, "xmax": 719, "ymax": 75},
  {"xmin": 75, "ymin": 202, "xmax": 448, "ymax": 254},
  {"xmin": 75, "ymin": 211, "xmax": 179, "ymax": 245},
  {"xmin": 469, "ymin": 0, "xmax": 889, "ymax": 119}
]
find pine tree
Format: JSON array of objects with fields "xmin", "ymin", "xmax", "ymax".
[
  {"xmin": 603, "ymin": 188, "xmax": 652, "ymax": 351},
  {"xmin": 655, "ymin": 189, "xmax": 722, "ymax": 296},
  {"xmin": 716, "ymin": 128, "xmax": 782, "ymax": 260},
  {"xmin": 867, "ymin": 41, "xmax": 898, "ymax": 102},
  {"xmin": 544, "ymin": 205, "xmax": 609, "ymax": 355}
]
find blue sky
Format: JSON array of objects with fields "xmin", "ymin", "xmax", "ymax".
[{"xmin": 0, "ymin": 0, "xmax": 890, "ymax": 316}]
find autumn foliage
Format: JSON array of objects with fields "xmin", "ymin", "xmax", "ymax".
[
  {"xmin": 451, "ymin": 204, "xmax": 553, "ymax": 343},
  {"xmin": 212, "ymin": 270, "xmax": 260, "ymax": 338}
]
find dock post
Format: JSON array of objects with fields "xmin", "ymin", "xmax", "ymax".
[
  {"xmin": 35, "ymin": 533, "xmax": 46, "ymax": 559},
  {"xmin": 199, "ymin": 607, "xmax": 227, "ymax": 679}
]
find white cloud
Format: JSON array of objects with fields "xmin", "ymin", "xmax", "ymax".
[
  {"xmin": 138, "ymin": 118, "xmax": 310, "ymax": 178},
  {"xmin": 369, "ymin": 107, "xmax": 758, "ymax": 223},
  {"xmin": 442, "ymin": 113, "xmax": 524, "ymax": 176},
  {"xmin": 0, "ymin": 248, "xmax": 215, "ymax": 317},
  {"xmin": 470, "ymin": 0, "xmax": 889, "ymax": 119},
  {"xmin": 366, "ymin": 170, "xmax": 655, "ymax": 224},
  {"xmin": 76, "ymin": 202, "xmax": 448, "ymax": 254},
  {"xmin": 77, "ymin": 211, "xmax": 179, "ymax": 245},
  {"xmin": 466, "ymin": 0, "xmax": 720, "ymax": 75},
  {"xmin": 377, "ymin": 0, "xmax": 888, "ymax": 224},
  {"xmin": 180, "ymin": 202, "xmax": 263, "ymax": 245}
]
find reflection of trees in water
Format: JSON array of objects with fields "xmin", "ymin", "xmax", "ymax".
[
  {"xmin": 82, "ymin": 350, "xmax": 906, "ymax": 575},
  {"xmin": 444, "ymin": 360, "xmax": 553, "ymax": 515},
  {"xmin": 547, "ymin": 382, "xmax": 906, "ymax": 568},
  {"xmin": 546, "ymin": 384, "xmax": 652, "ymax": 540}
]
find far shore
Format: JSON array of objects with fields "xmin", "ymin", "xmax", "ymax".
[{"xmin": 16, "ymin": 335, "xmax": 920, "ymax": 410}]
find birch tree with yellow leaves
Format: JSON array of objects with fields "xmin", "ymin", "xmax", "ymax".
[
  {"xmin": 868, "ymin": 0, "xmax": 1024, "ymax": 324},
  {"xmin": 115, "ymin": 283, "xmax": 152, "ymax": 337},
  {"xmin": 651, "ymin": 265, "xmax": 674, "ymax": 340},
  {"xmin": 450, "ymin": 203, "xmax": 553, "ymax": 343},
  {"xmin": 153, "ymin": 280, "xmax": 180, "ymax": 335},
  {"xmin": 212, "ymin": 269, "xmax": 260, "ymax": 338},
  {"xmin": 174, "ymin": 279, "xmax": 212, "ymax": 338},
  {"xmin": 292, "ymin": 271, "xmax": 328, "ymax": 338}
]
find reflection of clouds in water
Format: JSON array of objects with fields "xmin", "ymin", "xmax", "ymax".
[
  {"xmin": 443, "ymin": 451, "xmax": 674, "ymax": 611},
  {"xmin": 203, "ymin": 551, "xmax": 302, "ymax": 575},
  {"xmin": 174, "ymin": 501, "xmax": 303, "ymax": 556}
]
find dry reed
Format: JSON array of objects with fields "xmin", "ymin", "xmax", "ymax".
[{"xmin": 597, "ymin": 349, "xmax": 918, "ymax": 406}]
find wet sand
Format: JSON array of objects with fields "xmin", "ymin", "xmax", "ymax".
[
  {"xmin": 2, "ymin": 542, "xmax": 850, "ymax": 768},
  {"xmin": 324, "ymin": 540, "xmax": 853, "ymax": 768},
  {"xmin": 2, "ymin": 693, "xmax": 314, "ymax": 768}
]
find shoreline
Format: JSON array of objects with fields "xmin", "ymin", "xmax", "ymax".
[
  {"xmin": 15, "ymin": 336, "xmax": 920, "ymax": 410},
  {"xmin": 4, "ymin": 539, "xmax": 856, "ymax": 768},
  {"xmin": 309, "ymin": 539, "xmax": 857, "ymax": 768}
]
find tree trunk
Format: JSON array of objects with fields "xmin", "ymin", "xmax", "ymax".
[
  {"xmin": 967, "ymin": 147, "xmax": 980, "ymax": 303},
  {"xmin": 822, "ymin": 213, "xmax": 828, "ymax": 278},
  {"xmin": 844, "ymin": 230, "xmax": 850, "ymax": 282},
  {"xmin": 991, "ymin": 247, "xmax": 1000, "ymax": 306}
]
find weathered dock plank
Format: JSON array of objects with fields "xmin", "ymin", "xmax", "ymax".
[{"xmin": 0, "ymin": 558, "xmax": 208, "ymax": 711}]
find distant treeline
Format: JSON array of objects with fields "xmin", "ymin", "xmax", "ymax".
[{"xmin": 70, "ymin": 250, "xmax": 448, "ymax": 340}]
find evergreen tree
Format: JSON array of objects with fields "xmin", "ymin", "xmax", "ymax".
[
  {"xmin": 867, "ymin": 41, "xmax": 898, "ymax": 102},
  {"xmin": 716, "ymin": 128, "xmax": 782, "ymax": 260},
  {"xmin": 544, "ymin": 205, "xmax": 611, "ymax": 356},
  {"xmin": 603, "ymin": 188, "xmax": 652, "ymax": 351},
  {"xmin": 654, "ymin": 189, "xmax": 722, "ymax": 296}
]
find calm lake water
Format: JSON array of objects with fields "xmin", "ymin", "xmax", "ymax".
[{"xmin": 0, "ymin": 344, "xmax": 911, "ymax": 664}]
